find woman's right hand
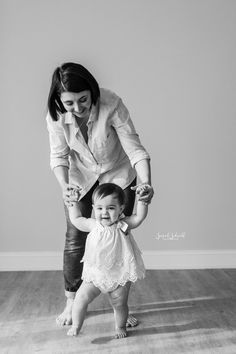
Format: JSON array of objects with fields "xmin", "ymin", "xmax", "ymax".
[
  {"xmin": 62, "ymin": 183, "xmax": 81, "ymax": 207},
  {"xmin": 131, "ymin": 183, "xmax": 154, "ymax": 205}
]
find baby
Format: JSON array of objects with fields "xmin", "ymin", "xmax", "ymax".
[{"xmin": 67, "ymin": 182, "xmax": 148, "ymax": 338}]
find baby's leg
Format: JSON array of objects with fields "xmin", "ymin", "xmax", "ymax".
[
  {"xmin": 67, "ymin": 282, "xmax": 101, "ymax": 336},
  {"xmin": 108, "ymin": 282, "xmax": 131, "ymax": 339}
]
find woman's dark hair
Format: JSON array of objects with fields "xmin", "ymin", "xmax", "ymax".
[
  {"xmin": 92, "ymin": 183, "xmax": 126, "ymax": 206},
  {"xmin": 47, "ymin": 62, "xmax": 100, "ymax": 121}
]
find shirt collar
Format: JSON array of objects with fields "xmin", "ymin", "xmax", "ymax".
[{"xmin": 64, "ymin": 112, "xmax": 73, "ymax": 124}]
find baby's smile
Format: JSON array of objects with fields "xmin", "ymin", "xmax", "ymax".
[
  {"xmin": 100, "ymin": 216, "xmax": 116, "ymax": 226},
  {"xmin": 101, "ymin": 217, "xmax": 111, "ymax": 221}
]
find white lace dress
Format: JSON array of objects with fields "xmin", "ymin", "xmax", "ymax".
[{"xmin": 81, "ymin": 219, "xmax": 146, "ymax": 293}]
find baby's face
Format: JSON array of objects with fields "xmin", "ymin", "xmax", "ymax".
[{"xmin": 93, "ymin": 194, "xmax": 124, "ymax": 226}]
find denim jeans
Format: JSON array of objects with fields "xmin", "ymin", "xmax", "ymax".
[{"xmin": 63, "ymin": 178, "xmax": 136, "ymax": 293}]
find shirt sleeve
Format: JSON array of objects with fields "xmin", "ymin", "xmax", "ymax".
[
  {"xmin": 46, "ymin": 112, "xmax": 70, "ymax": 170},
  {"xmin": 111, "ymin": 99, "xmax": 150, "ymax": 167}
]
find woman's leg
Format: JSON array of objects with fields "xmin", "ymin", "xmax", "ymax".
[
  {"xmin": 56, "ymin": 182, "xmax": 99, "ymax": 326},
  {"xmin": 108, "ymin": 282, "xmax": 131, "ymax": 339},
  {"xmin": 123, "ymin": 178, "xmax": 136, "ymax": 216},
  {"xmin": 67, "ymin": 282, "xmax": 101, "ymax": 336},
  {"xmin": 122, "ymin": 178, "xmax": 139, "ymax": 327}
]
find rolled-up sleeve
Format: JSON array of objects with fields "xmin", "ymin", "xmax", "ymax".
[
  {"xmin": 111, "ymin": 99, "xmax": 150, "ymax": 167},
  {"xmin": 46, "ymin": 113, "xmax": 70, "ymax": 170}
]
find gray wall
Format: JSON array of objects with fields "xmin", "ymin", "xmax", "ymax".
[{"xmin": 1, "ymin": 0, "xmax": 236, "ymax": 253}]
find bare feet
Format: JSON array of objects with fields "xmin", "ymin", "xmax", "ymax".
[
  {"xmin": 115, "ymin": 327, "xmax": 127, "ymax": 339},
  {"xmin": 67, "ymin": 326, "xmax": 80, "ymax": 336},
  {"xmin": 126, "ymin": 314, "xmax": 138, "ymax": 327},
  {"xmin": 56, "ymin": 298, "xmax": 74, "ymax": 326}
]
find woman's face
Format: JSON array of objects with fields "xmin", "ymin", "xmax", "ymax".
[{"xmin": 60, "ymin": 90, "xmax": 92, "ymax": 118}]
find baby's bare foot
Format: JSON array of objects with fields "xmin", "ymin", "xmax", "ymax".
[
  {"xmin": 56, "ymin": 298, "xmax": 73, "ymax": 326},
  {"xmin": 67, "ymin": 326, "xmax": 80, "ymax": 336},
  {"xmin": 126, "ymin": 314, "xmax": 138, "ymax": 327},
  {"xmin": 115, "ymin": 327, "xmax": 127, "ymax": 339}
]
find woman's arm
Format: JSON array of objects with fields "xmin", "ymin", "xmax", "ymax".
[
  {"xmin": 132, "ymin": 159, "xmax": 154, "ymax": 204},
  {"xmin": 111, "ymin": 99, "xmax": 154, "ymax": 204},
  {"xmin": 46, "ymin": 112, "xmax": 70, "ymax": 170},
  {"xmin": 53, "ymin": 166, "xmax": 80, "ymax": 207},
  {"xmin": 69, "ymin": 202, "xmax": 95, "ymax": 232},
  {"xmin": 47, "ymin": 112, "xmax": 79, "ymax": 205},
  {"xmin": 53, "ymin": 165, "xmax": 69, "ymax": 188},
  {"xmin": 134, "ymin": 158, "xmax": 151, "ymax": 185}
]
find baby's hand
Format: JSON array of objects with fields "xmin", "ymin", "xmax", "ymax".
[
  {"xmin": 63, "ymin": 184, "xmax": 82, "ymax": 208},
  {"xmin": 70, "ymin": 188, "xmax": 80, "ymax": 199},
  {"xmin": 137, "ymin": 185, "xmax": 149, "ymax": 194},
  {"xmin": 131, "ymin": 183, "xmax": 154, "ymax": 205},
  {"xmin": 68, "ymin": 188, "xmax": 81, "ymax": 207},
  {"xmin": 131, "ymin": 183, "xmax": 149, "ymax": 196}
]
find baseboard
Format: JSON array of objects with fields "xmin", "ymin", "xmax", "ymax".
[
  {"xmin": 0, "ymin": 250, "xmax": 236, "ymax": 271},
  {"xmin": 0, "ymin": 252, "xmax": 63, "ymax": 271},
  {"xmin": 143, "ymin": 250, "xmax": 236, "ymax": 269}
]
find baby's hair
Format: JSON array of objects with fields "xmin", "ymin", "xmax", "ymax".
[{"xmin": 92, "ymin": 183, "xmax": 126, "ymax": 206}]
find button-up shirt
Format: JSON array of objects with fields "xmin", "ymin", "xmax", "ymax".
[{"xmin": 46, "ymin": 88, "xmax": 150, "ymax": 199}]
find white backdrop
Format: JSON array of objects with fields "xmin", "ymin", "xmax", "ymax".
[{"xmin": 1, "ymin": 0, "xmax": 236, "ymax": 268}]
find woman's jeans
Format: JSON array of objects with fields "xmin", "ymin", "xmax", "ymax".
[{"xmin": 63, "ymin": 179, "xmax": 136, "ymax": 297}]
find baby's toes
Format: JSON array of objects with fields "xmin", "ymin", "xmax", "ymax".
[
  {"xmin": 115, "ymin": 328, "xmax": 127, "ymax": 339},
  {"xmin": 67, "ymin": 328, "xmax": 74, "ymax": 336},
  {"xmin": 67, "ymin": 327, "xmax": 79, "ymax": 336}
]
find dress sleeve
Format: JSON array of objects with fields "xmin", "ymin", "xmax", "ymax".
[
  {"xmin": 46, "ymin": 112, "xmax": 70, "ymax": 170},
  {"xmin": 118, "ymin": 220, "xmax": 129, "ymax": 235},
  {"xmin": 111, "ymin": 99, "xmax": 150, "ymax": 168}
]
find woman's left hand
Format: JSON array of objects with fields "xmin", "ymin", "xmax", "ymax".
[{"xmin": 131, "ymin": 183, "xmax": 154, "ymax": 204}]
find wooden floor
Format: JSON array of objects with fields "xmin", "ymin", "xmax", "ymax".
[{"xmin": 1, "ymin": 270, "xmax": 236, "ymax": 354}]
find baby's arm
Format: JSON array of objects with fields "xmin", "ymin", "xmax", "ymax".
[
  {"xmin": 69, "ymin": 202, "xmax": 95, "ymax": 232},
  {"xmin": 124, "ymin": 200, "xmax": 148, "ymax": 230},
  {"xmin": 123, "ymin": 184, "xmax": 149, "ymax": 230}
]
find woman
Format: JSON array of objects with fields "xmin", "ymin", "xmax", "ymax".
[{"xmin": 46, "ymin": 62, "xmax": 154, "ymax": 327}]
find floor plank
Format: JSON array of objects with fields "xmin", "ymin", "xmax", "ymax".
[{"xmin": 0, "ymin": 270, "xmax": 236, "ymax": 353}]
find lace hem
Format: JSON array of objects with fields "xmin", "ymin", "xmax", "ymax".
[{"xmin": 82, "ymin": 269, "xmax": 145, "ymax": 293}]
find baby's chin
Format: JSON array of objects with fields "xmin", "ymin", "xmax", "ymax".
[{"xmin": 100, "ymin": 218, "xmax": 115, "ymax": 226}]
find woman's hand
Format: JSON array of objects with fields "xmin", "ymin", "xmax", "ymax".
[
  {"xmin": 131, "ymin": 183, "xmax": 154, "ymax": 205},
  {"xmin": 62, "ymin": 184, "xmax": 81, "ymax": 207}
]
